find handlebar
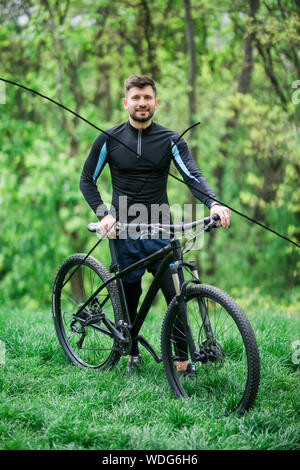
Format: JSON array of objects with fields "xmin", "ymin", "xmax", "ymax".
[{"xmin": 87, "ymin": 214, "xmax": 221, "ymax": 235}]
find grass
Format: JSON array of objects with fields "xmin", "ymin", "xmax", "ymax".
[{"xmin": 0, "ymin": 292, "xmax": 299, "ymax": 450}]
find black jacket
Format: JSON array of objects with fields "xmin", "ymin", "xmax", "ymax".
[{"xmin": 80, "ymin": 120, "xmax": 217, "ymax": 222}]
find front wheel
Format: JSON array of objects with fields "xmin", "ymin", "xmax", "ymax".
[
  {"xmin": 161, "ymin": 284, "xmax": 260, "ymax": 414},
  {"xmin": 52, "ymin": 254, "xmax": 123, "ymax": 369}
]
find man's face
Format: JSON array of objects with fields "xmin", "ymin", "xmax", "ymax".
[{"xmin": 123, "ymin": 86, "xmax": 158, "ymax": 123}]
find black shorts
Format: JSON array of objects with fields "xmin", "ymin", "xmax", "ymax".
[{"xmin": 110, "ymin": 237, "xmax": 170, "ymax": 283}]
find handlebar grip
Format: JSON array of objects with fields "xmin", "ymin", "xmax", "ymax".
[
  {"xmin": 87, "ymin": 222, "xmax": 100, "ymax": 232},
  {"xmin": 87, "ymin": 222, "xmax": 120, "ymax": 234},
  {"xmin": 204, "ymin": 213, "xmax": 221, "ymax": 232}
]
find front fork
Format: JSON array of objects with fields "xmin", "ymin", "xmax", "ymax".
[{"xmin": 170, "ymin": 259, "xmax": 215, "ymax": 362}]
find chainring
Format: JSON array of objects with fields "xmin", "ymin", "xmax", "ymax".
[{"xmin": 114, "ymin": 321, "xmax": 132, "ymax": 356}]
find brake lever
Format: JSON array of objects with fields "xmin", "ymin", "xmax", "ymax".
[{"xmin": 204, "ymin": 215, "xmax": 221, "ymax": 232}]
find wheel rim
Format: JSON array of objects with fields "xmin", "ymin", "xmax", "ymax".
[{"xmin": 56, "ymin": 261, "xmax": 117, "ymax": 368}]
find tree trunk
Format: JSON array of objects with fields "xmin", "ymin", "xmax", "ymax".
[
  {"xmin": 206, "ymin": 0, "xmax": 260, "ymax": 277},
  {"xmin": 184, "ymin": 0, "xmax": 203, "ymax": 273},
  {"xmin": 141, "ymin": 0, "xmax": 160, "ymax": 80},
  {"xmin": 184, "ymin": 0, "xmax": 198, "ymax": 211}
]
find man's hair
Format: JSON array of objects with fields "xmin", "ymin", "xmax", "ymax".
[{"xmin": 124, "ymin": 74, "xmax": 156, "ymax": 97}]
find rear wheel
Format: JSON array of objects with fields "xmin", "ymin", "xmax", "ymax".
[
  {"xmin": 52, "ymin": 254, "xmax": 123, "ymax": 369},
  {"xmin": 161, "ymin": 284, "xmax": 260, "ymax": 414}
]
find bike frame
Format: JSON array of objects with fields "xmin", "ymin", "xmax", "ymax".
[{"xmin": 72, "ymin": 236, "xmax": 202, "ymax": 363}]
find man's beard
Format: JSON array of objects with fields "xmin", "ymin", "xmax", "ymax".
[{"xmin": 129, "ymin": 108, "xmax": 155, "ymax": 123}]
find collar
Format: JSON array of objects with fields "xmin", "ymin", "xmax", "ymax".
[{"xmin": 127, "ymin": 120, "xmax": 154, "ymax": 133}]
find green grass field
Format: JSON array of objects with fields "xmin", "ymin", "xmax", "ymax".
[{"xmin": 0, "ymin": 291, "xmax": 299, "ymax": 451}]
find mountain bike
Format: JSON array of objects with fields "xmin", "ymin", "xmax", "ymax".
[{"xmin": 51, "ymin": 215, "xmax": 260, "ymax": 414}]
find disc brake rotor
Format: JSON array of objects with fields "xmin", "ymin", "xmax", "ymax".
[{"xmin": 200, "ymin": 339, "xmax": 225, "ymax": 370}]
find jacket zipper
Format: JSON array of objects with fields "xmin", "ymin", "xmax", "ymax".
[{"xmin": 137, "ymin": 129, "xmax": 142, "ymax": 157}]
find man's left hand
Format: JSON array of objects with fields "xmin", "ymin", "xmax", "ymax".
[{"xmin": 210, "ymin": 204, "xmax": 231, "ymax": 228}]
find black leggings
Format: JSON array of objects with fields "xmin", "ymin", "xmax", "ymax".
[{"xmin": 122, "ymin": 269, "xmax": 188, "ymax": 361}]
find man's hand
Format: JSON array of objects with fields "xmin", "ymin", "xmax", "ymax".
[
  {"xmin": 210, "ymin": 204, "xmax": 231, "ymax": 228},
  {"xmin": 98, "ymin": 214, "xmax": 119, "ymax": 239}
]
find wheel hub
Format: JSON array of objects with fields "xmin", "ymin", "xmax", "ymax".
[{"xmin": 198, "ymin": 339, "xmax": 225, "ymax": 369}]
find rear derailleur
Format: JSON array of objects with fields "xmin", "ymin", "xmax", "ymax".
[{"xmin": 70, "ymin": 298, "xmax": 103, "ymax": 333}]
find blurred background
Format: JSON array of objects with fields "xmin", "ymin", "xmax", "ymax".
[{"xmin": 0, "ymin": 0, "xmax": 299, "ymax": 309}]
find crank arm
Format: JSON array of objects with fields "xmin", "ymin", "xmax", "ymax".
[{"xmin": 101, "ymin": 316, "xmax": 127, "ymax": 342}]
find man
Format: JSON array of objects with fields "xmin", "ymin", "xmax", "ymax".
[{"xmin": 80, "ymin": 74, "xmax": 231, "ymax": 374}]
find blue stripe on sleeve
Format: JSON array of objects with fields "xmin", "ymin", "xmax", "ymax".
[
  {"xmin": 171, "ymin": 140, "xmax": 199, "ymax": 182},
  {"xmin": 93, "ymin": 141, "xmax": 107, "ymax": 183}
]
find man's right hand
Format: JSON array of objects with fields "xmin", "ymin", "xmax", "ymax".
[{"xmin": 98, "ymin": 214, "xmax": 119, "ymax": 239}]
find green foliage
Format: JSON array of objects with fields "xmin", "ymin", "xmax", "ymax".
[{"xmin": 0, "ymin": 0, "xmax": 299, "ymax": 307}]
